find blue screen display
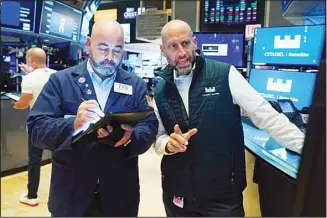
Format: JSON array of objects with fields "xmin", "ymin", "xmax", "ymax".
[
  {"xmin": 249, "ymin": 69, "xmax": 317, "ymax": 110},
  {"xmin": 252, "ymin": 25, "xmax": 325, "ymax": 66},
  {"xmin": 39, "ymin": 1, "xmax": 82, "ymax": 41},
  {"xmin": 193, "ymin": 33, "xmax": 244, "ymax": 67},
  {"xmin": 279, "ymin": 101, "xmax": 294, "ymax": 113},
  {"xmin": 1, "ymin": 0, "xmax": 36, "ymax": 32}
]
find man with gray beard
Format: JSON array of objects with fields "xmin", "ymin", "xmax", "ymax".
[
  {"xmin": 153, "ymin": 20, "xmax": 304, "ymax": 217},
  {"xmin": 27, "ymin": 20, "xmax": 158, "ymax": 216}
]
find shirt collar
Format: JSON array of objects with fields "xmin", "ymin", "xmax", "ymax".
[{"xmin": 31, "ymin": 67, "xmax": 50, "ymax": 74}]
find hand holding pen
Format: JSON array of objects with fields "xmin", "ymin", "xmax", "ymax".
[{"xmin": 73, "ymin": 99, "xmax": 105, "ymax": 132}]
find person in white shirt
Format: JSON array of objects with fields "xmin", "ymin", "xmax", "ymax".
[
  {"xmin": 13, "ymin": 47, "xmax": 56, "ymax": 206},
  {"xmin": 153, "ymin": 20, "xmax": 305, "ymax": 217}
]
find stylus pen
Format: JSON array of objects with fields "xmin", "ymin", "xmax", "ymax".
[{"xmin": 80, "ymin": 98, "xmax": 104, "ymax": 117}]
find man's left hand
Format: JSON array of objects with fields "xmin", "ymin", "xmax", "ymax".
[
  {"xmin": 97, "ymin": 124, "xmax": 133, "ymax": 147},
  {"xmin": 11, "ymin": 100, "xmax": 16, "ymax": 108}
]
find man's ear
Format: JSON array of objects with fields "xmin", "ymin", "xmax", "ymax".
[
  {"xmin": 86, "ymin": 37, "xmax": 92, "ymax": 52},
  {"xmin": 192, "ymin": 36, "xmax": 197, "ymax": 48},
  {"xmin": 160, "ymin": 44, "xmax": 166, "ymax": 57}
]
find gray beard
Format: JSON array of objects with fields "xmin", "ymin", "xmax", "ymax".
[{"xmin": 175, "ymin": 64, "xmax": 194, "ymax": 77}]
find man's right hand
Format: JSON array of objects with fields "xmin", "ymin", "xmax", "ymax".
[
  {"xmin": 19, "ymin": 63, "xmax": 33, "ymax": 74},
  {"xmin": 166, "ymin": 124, "xmax": 197, "ymax": 153},
  {"xmin": 73, "ymin": 100, "xmax": 104, "ymax": 131}
]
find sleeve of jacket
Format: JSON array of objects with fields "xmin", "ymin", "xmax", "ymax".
[
  {"xmin": 27, "ymin": 73, "xmax": 75, "ymax": 152},
  {"xmin": 128, "ymin": 80, "xmax": 158, "ymax": 158}
]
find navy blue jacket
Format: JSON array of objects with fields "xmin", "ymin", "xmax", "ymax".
[{"xmin": 27, "ymin": 61, "xmax": 158, "ymax": 216}]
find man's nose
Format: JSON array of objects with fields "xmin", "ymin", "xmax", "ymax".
[
  {"xmin": 177, "ymin": 48, "xmax": 187, "ymax": 58},
  {"xmin": 104, "ymin": 49, "xmax": 113, "ymax": 60}
]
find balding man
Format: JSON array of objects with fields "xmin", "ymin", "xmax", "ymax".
[
  {"xmin": 153, "ymin": 20, "xmax": 304, "ymax": 216},
  {"xmin": 13, "ymin": 47, "xmax": 56, "ymax": 207},
  {"xmin": 27, "ymin": 20, "xmax": 158, "ymax": 216}
]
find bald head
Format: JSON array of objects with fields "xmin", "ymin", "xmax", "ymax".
[
  {"xmin": 26, "ymin": 47, "xmax": 47, "ymax": 66},
  {"xmin": 91, "ymin": 19, "xmax": 124, "ymax": 41},
  {"xmin": 161, "ymin": 20, "xmax": 193, "ymax": 44},
  {"xmin": 87, "ymin": 19, "xmax": 125, "ymax": 79}
]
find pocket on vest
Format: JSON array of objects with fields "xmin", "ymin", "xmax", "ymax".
[{"xmin": 161, "ymin": 170, "xmax": 192, "ymax": 197}]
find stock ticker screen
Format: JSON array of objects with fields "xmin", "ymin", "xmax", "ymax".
[
  {"xmin": 203, "ymin": 0, "xmax": 259, "ymax": 25},
  {"xmin": 39, "ymin": 0, "xmax": 82, "ymax": 41},
  {"xmin": 1, "ymin": 0, "xmax": 36, "ymax": 32}
]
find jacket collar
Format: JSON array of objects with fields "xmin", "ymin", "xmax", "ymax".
[{"xmin": 70, "ymin": 60, "xmax": 132, "ymax": 112}]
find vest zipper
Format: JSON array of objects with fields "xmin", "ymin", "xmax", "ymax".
[{"xmin": 231, "ymin": 144, "xmax": 235, "ymax": 187}]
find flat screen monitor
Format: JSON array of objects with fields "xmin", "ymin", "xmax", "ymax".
[
  {"xmin": 249, "ymin": 69, "xmax": 317, "ymax": 110},
  {"xmin": 39, "ymin": 0, "xmax": 82, "ymax": 41},
  {"xmin": 121, "ymin": 23, "xmax": 131, "ymax": 43},
  {"xmin": 1, "ymin": 0, "xmax": 36, "ymax": 32},
  {"xmin": 79, "ymin": 15, "xmax": 90, "ymax": 45},
  {"xmin": 252, "ymin": 25, "xmax": 325, "ymax": 66},
  {"xmin": 201, "ymin": 0, "xmax": 262, "ymax": 31},
  {"xmin": 193, "ymin": 32, "xmax": 244, "ymax": 67}
]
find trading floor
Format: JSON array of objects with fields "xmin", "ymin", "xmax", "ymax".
[{"xmin": 1, "ymin": 149, "xmax": 261, "ymax": 217}]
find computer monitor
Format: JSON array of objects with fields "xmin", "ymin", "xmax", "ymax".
[
  {"xmin": 1, "ymin": 0, "xmax": 36, "ymax": 33},
  {"xmin": 249, "ymin": 69, "xmax": 317, "ymax": 110},
  {"xmin": 252, "ymin": 25, "xmax": 325, "ymax": 66},
  {"xmin": 79, "ymin": 15, "xmax": 90, "ymax": 45},
  {"xmin": 193, "ymin": 32, "xmax": 244, "ymax": 67},
  {"xmin": 39, "ymin": 0, "xmax": 82, "ymax": 41},
  {"xmin": 201, "ymin": 0, "xmax": 263, "ymax": 31},
  {"xmin": 121, "ymin": 23, "xmax": 131, "ymax": 43}
]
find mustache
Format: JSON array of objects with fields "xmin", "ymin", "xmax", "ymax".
[{"xmin": 95, "ymin": 60, "xmax": 116, "ymax": 68}]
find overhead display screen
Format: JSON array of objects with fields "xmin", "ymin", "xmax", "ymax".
[
  {"xmin": 39, "ymin": 0, "xmax": 82, "ymax": 41},
  {"xmin": 203, "ymin": 0, "xmax": 259, "ymax": 25},
  {"xmin": 1, "ymin": 0, "xmax": 36, "ymax": 32},
  {"xmin": 252, "ymin": 25, "xmax": 325, "ymax": 66}
]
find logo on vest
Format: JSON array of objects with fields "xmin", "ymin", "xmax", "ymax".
[{"xmin": 203, "ymin": 87, "xmax": 220, "ymax": 97}]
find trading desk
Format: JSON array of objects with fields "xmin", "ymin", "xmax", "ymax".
[
  {"xmin": 242, "ymin": 118, "xmax": 302, "ymax": 216},
  {"xmin": 1, "ymin": 92, "xmax": 51, "ymax": 176}
]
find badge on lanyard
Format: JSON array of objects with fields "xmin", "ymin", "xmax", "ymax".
[
  {"xmin": 114, "ymin": 82, "xmax": 133, "ymax": 95},
  {"xmin": 173, "ymin": 196, "xmax": 184, "ymax": 208}
]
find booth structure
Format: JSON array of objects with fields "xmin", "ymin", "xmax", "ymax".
[{"xmin": 242, "ymin": 24, "xmax": 325, "ymax": 216}]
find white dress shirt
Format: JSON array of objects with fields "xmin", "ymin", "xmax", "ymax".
[{"xmin": 153, "ymin": 65, "xmax": 305, "ymax": 155}]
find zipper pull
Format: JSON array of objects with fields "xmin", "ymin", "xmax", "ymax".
[{"xmin": 231, "ymin": 172, "xmax": 235, "ymax": 186}]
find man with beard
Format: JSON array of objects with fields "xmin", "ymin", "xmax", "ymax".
[
  {"xmin": 153, "ymin": 20, "xmax": 304, "ymax": 216},
  {"xmin": 27, "ymin": 20, "xmax": 158, "ymax": 216}
]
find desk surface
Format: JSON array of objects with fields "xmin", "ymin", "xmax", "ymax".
[
  {"xmin": 1, "ymin": 92, "xmax": 21, "ymax": 100},
  {"xmin": 242, "ymin": 118, "xmax": 301, "ymax": 179}
]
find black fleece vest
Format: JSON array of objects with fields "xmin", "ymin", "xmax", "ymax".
[{"xmin": 154, "ymin": 56, "xmax": 246, "ymax": 201}]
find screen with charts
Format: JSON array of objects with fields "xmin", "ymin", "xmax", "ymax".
[
  {"xmin": 1, "ymin": 0, "xmax": 36, "ymax": 32},
  {"xmin": 193, "ymin": 33, "xmax": 244, "ymax": 66},
  {"xmin": 203, "ymin": 0, "xmax": 259, "ymax": 25},
  {"xmin": 39, "ymin": 0, "xmax": 82, "ymax": 41},
  {"xmin": 249, "ymin": 69, "xmax": 317, "ymax": 110},
  {"xmin": 252, "ymin": 25, "xmax": 325, "ymax": 66}
]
